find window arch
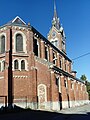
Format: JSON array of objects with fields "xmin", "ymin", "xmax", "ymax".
[
  {"xmin": 45, "ymin": 45, "xmax": 49, "ymax": 60},
  {"xmin": 16, "ymin": 34, "xmax": 23, "ymax": 52},
  {"xmin": 14, "ymin": 60, "xmax": 19, "ymax": 70},
  {"xmin": 56, "ymin": 77, "xmax": 59, "ymax": 87},
  {"xmin": 0, "ymin": 62, "xmax": 1, "ymax": 71},
  {"xmin": 33, "ymin": 38, "xmax": 40, "ymax": 57},
  {"xmin": 21, "ymin": 60, "xmax": 25, "ymax": 70},
  {"xmin": 0, "ymin": 35, "xmax": 5, "ymax": 54},
  {"xmin": 60, "ymin": 59, "xmax": 62, "ymax": 68},
  {"xmin": 13, "ymin": 59, "xmax": 27, "ymax": 71},
  {"xmin": 0, "ymin": 60, "xmax": 5, "ymax": 72},
  {"xmin": 64, "ymin": 79, "xmax": 67, "ymax": 88},
  {"xmin": 2, "ymin": 60, "xmax": 5, "ymax": 71}
]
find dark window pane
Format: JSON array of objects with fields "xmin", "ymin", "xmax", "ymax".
[
  {"xmin": 0, "ymin": 36, "xmax": 5, "ymax": 53},
  {"xmin": 0, "ymin": 62, "xmax": 1, "ymax": 71},
  {"xmin": 64, "ymin": 80, "xmax": 67, "ymax": 87},
  {"xmin": 56, "ymin": 77, "xmax": 59, "ymax": 87},
  {"xmin": 4, "ymin": 61, "xmax": 5, "ymax": 70},
  {"xmin": 53, "ymin": 52, "xmax": 56, "ymax": 64},
  {"xmin": 65, "ymin": 64, "xmax": 67, "ymax": 71},
  {"xmin": 33, "ymin": 39, "xmax": 38, "ymax": 56},
  {"xmin": 45, "ymin": 46, "xmax": 48, "ymax": 60},
  {"xmin": 21, "ymin": 60, "xmax": 25, "ymax": 70},
  {"xmin": 60, "ymin": 60, "xmax": 62, "ymax": 68},
  {"xmin": 2, "ymin": 61, "xmax": 5, "ymax": 71},
  {"xmin": 16, "ymin": 34, "xmax": 23, "ymax": 52},
  {"xmin": 14, "ymin": 60, "xmax": 18, "ymax": 70}
]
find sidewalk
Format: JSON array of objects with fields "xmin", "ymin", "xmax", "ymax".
[
  {"xmin": 59, "ymin": 103, "xmax": 90, "ymax": 114},
  {"xmin": 0, "ymin": 104, "xmax": 90, "ymax": 120}
]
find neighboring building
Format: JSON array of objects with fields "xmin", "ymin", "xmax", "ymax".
[{"xmin": 0, "ymin": 2, "xmax": 89, "ymax": 111}]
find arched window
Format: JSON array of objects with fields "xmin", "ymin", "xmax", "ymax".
[
  {"xmin": 0, "ymin": 62, "xmax": 1, "ymax": 71},
  {"xmin": 21, "ymin": 60, "xmax": 25, "ymax": 70},
  {"xmin": 64, "ymin": 79, "xmax": 67, "ymax": 88},
  {"xmin": 45, "ymin": 46, "xmax": 49, "ymax": 60},
  {"xmin": 60, "ymin": 59, "xmax": 62, "ymax": 68},
  {"xmin": 53, "ymin": 51, "xmax": 57, "ymax": 65},
  {"xmin": 62, "ymin": 41, "xmax": 65, "ymax": 51},
  {"xmin": 56, "ymin": 77, "xmax": 59, "ymax": 87},
  {"xmin": 33, "ymin": 38, "xmax": 40, "ymax": 57},
  {"xmin": 14, "ymin": 60, "xmax": 19, "ymax": 70},
  {"xmin": 16, "ymin": 34, "xmax": 23, "ymax": 52},
  {"xmin": 0, "ymin": 35, "xmax": 5, "ymax": 53},
  {"xmin": 2, "ymin": 61, "xmax": 5, "ymax": 71}
]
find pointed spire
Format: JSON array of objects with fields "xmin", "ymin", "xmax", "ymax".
[
  {"xmin": 52, "ymin": 0, "xmax": 60, "ymax": 30},
  {"xmin": 54, "ymin": 0, "xmax": 56, "ymax": 10},
  {"xmin": 54, "ymin": 0, "xmax": 57, "ymax": 19}
]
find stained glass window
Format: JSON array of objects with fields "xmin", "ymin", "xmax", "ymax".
[
  {"xmin": 21, "ymin": 60, "xmax": 25, "ymax": 70},
  {"xmin": 14, "ymin": 60, "xmax": 18, "ymax": 70},
  {"xmin": 16, "ymin": 34, "xmax": 23, "ymax": 52}
]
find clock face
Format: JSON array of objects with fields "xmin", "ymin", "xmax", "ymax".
[{"xmin": 52, "ymin": 31, "xmax": 56, "ymax": 37}]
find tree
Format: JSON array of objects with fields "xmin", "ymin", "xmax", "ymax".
[
  {"xmin": 80, "ymin": 74, "xmax": 87, "ymax": 81},
  {"xmin": 80, "ymin": 74, "xmax": 90, "ymax": 100}
]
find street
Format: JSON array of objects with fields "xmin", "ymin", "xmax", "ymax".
[
  {"xmin": 0, "ymin": 103, "xmax": 90, "ymax": 120},
  {"xmin": 55, "ymin": 103, "xmax": 90, "ymax": 120},
  {"xmin": 60, "ymin": 103, "xmax": 90, "ymax": 114}
]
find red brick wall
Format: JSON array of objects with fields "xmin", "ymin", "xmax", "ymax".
[{"xmin": 0, "ymin": 26, "xmax": 89, "ymax": 109}]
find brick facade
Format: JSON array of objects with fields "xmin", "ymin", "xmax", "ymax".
[{"xmin": 0, "ymin": 7, "xmax": 89, "ymax": 111}]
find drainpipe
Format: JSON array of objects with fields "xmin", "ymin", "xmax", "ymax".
[{"xmin": 8, "ymin": 28, "xmax": 13, "ymax": 107}]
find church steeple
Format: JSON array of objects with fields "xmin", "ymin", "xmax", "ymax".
[
  {"xmin": 48, "ymin": 0, "xmax": 66, "ymax": 54},
  {"xmin": 52, "ymin": 0, "xmax": 60, "ymax": 30}
]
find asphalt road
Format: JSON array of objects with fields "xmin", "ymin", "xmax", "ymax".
[
  {"xmin": 57, "ymin": 103, "xmax": 90, "ymax": 120},
  {"xmin": 0, "ymin": 104, "xmax": 90, "ymax": 120}
]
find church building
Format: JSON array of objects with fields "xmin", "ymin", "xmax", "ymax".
[{"xmin": 0, "ymin": 2, "xmax": 89, "ymax": 111}]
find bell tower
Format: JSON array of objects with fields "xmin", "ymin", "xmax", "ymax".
[{"xmin": 48, "ymin": 0, "xmax": 66, "ymax": 54}]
